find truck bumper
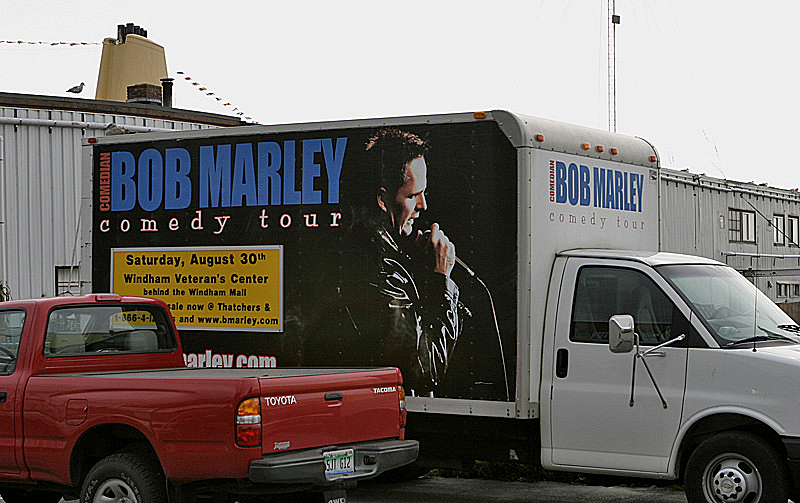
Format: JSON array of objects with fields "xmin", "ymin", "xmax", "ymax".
[
  {"xmin": 782, "ymin": 436, "xmax": 800, "ymax": 489},
  {"xmin": 249, "ymin": 439, "xmax": 419, "ymax": 485}
]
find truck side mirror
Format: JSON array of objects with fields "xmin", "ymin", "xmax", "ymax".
[{"xmin": 609, "ymin": 315, "xmax": 635, "ymax": 353}]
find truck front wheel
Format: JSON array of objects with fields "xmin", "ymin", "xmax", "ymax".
[
  {"xmin": 81, "ymin": 452, "xmax": 167, "ymax": 503},
  {"xmin": 684, "ymin": 431, "xmax": 790, "ymax": 503}
]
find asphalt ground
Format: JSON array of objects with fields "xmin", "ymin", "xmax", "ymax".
[
  {"xmin": 39, "ymin": 476, "xmax": 687, "ymax": 503},
  {"xmin": 346, "ymin": 476, "xmax": 689, "ymax": 502}
]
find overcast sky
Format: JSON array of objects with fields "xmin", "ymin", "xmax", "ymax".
[{"xmin": 2, "ymin": 1, "xmax": 798, "ymax": 190}]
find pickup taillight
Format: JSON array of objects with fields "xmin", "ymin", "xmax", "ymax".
[
  {"xmin": 398, "ymin": 386, "xmax": 407, "ymax": 428},
  {"xmin": 236, "ymin": 398, "xmax": 261, "ymax": 447}
]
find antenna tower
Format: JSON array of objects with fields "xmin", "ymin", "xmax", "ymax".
[{"xmin": 608, "ymin": 0, "xmax": 620, "ymax": 132}]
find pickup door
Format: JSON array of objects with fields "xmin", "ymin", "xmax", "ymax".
[
  {"xmin": 548, "ymin": 257, "xmax": 691, "ymax": 474},
  {"xmin": 0, "ymin": 308, "xmax": 24, "ymax": 474}
]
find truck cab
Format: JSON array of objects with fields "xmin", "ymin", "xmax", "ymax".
[{"xmin": 542, "ymin": 249, "xmax": 800, "ymax": 502}]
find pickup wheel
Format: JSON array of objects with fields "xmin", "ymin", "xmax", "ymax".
[
  {"xmin": 81, "ymin": 452, "xmax": 167, "ymax": 503},
  {"xmin": 0, "ymin": 487, "xmax": 62, "ymax": 503},
  {"xmin": 684, "ymin": 432, "xmax": 789, "ymax": 503}
]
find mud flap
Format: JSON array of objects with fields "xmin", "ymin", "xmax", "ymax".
[{"xmin": 323, "ymin": 488, "xmax": 347, "ymax": 503}]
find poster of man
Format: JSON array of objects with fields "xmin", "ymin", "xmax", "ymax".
[{"xmin": 91, "ymin": 120, "xmax": 518, "ymax": 402}]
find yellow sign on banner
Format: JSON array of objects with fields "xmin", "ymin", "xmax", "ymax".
[{"xmin": 110, "ymin": 246, "xmax": 283, "ymax": 331}]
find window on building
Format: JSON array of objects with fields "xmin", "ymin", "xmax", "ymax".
[
  {"xmin": 788, "ymin": 216, "xmax": 800, "ymax": 247},
  {"xmin": 729, "ymin": 209, "xmax": 756, "ymax": 243},
  {"xmin": 55, "ymin": 266, "xmax": 81, "ymax": 296},
  {"xmin": 793, "ymin": 284, "xmax": 800, "ymax": 298},
  {"xmin": 777, "ymin": 282, "xmax": 790, "ymax": 298},
  {"xmin": 774, "ymin": 214, "xmax": 786, "ymax": 245}
]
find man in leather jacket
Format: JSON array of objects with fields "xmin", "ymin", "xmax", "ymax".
[{"xmin": 304, "ymin": 128, "xmax": 464, "ymax": 396}]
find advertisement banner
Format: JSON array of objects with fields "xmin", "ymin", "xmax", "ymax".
[
  {"xmin": 111, "ymin": 246, "xmax": 283, "ymax": 331},
  {"xmin": 92, "ymin": 121, "xmax": 518, "ymax": 401}
]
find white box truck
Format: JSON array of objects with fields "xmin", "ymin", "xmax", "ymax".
[{"xmin": 82, "ymin": 111, "xmax": 800, "ymax": 503}]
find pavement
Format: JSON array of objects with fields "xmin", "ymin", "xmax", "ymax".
[{"xmin": 347, "ymin": 476, "xmax": 689, "ymax": 502}]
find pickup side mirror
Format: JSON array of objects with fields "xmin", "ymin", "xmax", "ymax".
[{"xmin": 609, "ymin": 315, "xmax": 635, "ymax": 353}]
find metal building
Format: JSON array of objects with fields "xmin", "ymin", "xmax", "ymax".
[
  {"xmin": 660, "ymin": 167, "xmax": 800, "ymax": 318},
  {"xmin": 0, "ymin": 92, "xmax": 243, "ymax": 300}
]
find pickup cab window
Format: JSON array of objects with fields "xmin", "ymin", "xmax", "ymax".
[
  {"xmin": 0, "ymin": 310, "xmax": 24, "ymax": 374},
  {"xmin": 44, "ymin": 304, "xmax": 177, "ymax": 356},
  {"xmin": 570, "ymin": 266, "xmax": 676, "ymax": 345}
]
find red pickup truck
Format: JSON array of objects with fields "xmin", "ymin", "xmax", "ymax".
[{"xmin": 0, "ymin": 294, "xmax": 417, "ymax": 502}]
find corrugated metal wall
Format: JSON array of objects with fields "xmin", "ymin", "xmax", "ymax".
[
  {"xmin": 660, "ymin": 168, "xmax": 800, "ymax": 305},
  {"xmin": 0, "ymin": 106, "xmax": 212, "ymax": 300}
]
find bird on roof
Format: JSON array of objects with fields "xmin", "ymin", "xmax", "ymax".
[{"xmin": 66, "ymin": 82, "xmax": 85, "ymax": 94}]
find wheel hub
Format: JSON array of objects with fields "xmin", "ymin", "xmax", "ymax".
[
  {"xmin": 706, "ymin": 456, "xmax": 761, "ymax": 503},
  {"xmin": 713, "ymin": 467, "xmax": 747, "ymax": 501},
  {"xmin": 94, "ymin": 478, "xmax": 138, "ymax": 503}
]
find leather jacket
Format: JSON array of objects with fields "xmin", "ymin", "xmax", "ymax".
[{"xmin": 306, "ymin": 223, "xmax": 464, "ymax": 395}]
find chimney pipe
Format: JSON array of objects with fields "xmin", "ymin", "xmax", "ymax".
[{"xmin": 161, "ymin": 78, "xmax": 174, "ymax": 108}]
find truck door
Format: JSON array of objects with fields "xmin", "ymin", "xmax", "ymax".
[
  {"xmin": 0, "ymin": 308, "xmax": 24, "ymax": 474},
  {"xmin": 549, "ymin": 258, "xmax": 688, "ymax": 474}
]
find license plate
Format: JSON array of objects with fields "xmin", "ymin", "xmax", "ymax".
[{"xmin": 324, "ymin": 448, "xmax": 354, "ymax": 478}]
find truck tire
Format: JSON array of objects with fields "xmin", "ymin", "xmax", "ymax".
[
  {"xmin": 80, "ymin": 452, "xmax": 167, "ymax": 503},
  {"xmin": 0, "ymin": 487, "xmax": 62, "ymax": 503},
  {"xmin": 684, "ymin": 431, "xmax": 790, "ymax": 503}
]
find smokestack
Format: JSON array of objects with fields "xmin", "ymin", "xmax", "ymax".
[
  {"xmin": 161, "ymin": 78, "xmax": 174, "ymax": 108},
  {"xmin": 96, "ymin": 23, "xmax": 166, "ymax": 102},
  {"xmin": 117, "ymin": 23, "xmax": 148, "ymax": 44}
]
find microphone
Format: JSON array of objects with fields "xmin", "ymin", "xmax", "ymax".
[{"xmin": 454, "ymin": 256, "xmax": 476, "ymax": 277}]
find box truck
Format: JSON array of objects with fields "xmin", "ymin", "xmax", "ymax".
[{"xmin": 82, "ymin": 110, "xmax": 800, "ymax": 503}]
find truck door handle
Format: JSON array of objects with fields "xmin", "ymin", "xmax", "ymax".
[
  {"xmin": 325, "ymin": 392, "xmax": 343, "ymax": 402},
  {"xmin": 556, "ymin": 349, "xmax": 569, "ymax": 378},
  {"xmin": 0, "ymin": 392, "xmax": 6, "ymax": 403}
]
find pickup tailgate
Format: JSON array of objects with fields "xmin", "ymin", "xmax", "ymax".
[{"xmin": 258, "ymin": 367, "xmax": 403, "ymax": 455}]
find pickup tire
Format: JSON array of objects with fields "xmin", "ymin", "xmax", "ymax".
[
  {"xmin": 684, "ymin": 431, "xmax": 790, "ymax": 503},
  {"xmin": 80, "ymin": 452, "xmax": 167, "ymax": 503},
  {"xmin": 0, "ymin": 487, "xmax": 62, "ymax": 503}
]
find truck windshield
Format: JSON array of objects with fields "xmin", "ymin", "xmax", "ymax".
[{"xmin": 657, "ymin": 264, "xmax": 799, "ymax": 346}]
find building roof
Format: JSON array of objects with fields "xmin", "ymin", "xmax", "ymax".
[{"xmin": 0, "ymin": 91, "xmax": 245, "ymax": 127}]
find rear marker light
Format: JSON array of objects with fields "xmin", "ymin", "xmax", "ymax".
[
  {"xmin": 236, "ymin": 398, "xmax": 261, "ymax": 447},
  {"xmin": 581, "ymin": 142, "xmax": 591, "ymax": 150},
  {"xmin": 610, "ymin": 148, "xmax": 619, "ymax": 155},
  {"xmin": 596, "ymin": 145, "xmax": 604, "ymax": 153},
  {"xmin": 650, "ymin": 155, "xmax": 658, "ymax": 162},
  {"xmin": 398, "ymin": 386, "xmax": 407, "ymax": 428},
  {"xmin": 535, "ymin": 133, "xmax": 545, "ymax": 142}
]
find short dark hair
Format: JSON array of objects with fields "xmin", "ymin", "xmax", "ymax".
[{"xmin": 365, "ymin": 128, "xmax": 429, "ymax": 193}]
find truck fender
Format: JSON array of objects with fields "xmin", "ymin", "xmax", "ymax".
[
  {"xmin": 668, "ymin": 405, "xmax": 785, "ymax": 477},
  {"xmin": 69, "ymin": 422, "xmax": 164, "ymax": 488}
]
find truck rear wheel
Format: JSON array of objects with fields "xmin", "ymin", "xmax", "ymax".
[
  {"xmin": 81, "ymin": 452, "xmax": 167, "ymax": 503},
  {"xmin": 0, "ymin": 487, "xmax": 62, "ymax": 503},
  {"xmin": 684, "ymin": 431, "xmax": 789, "ymax": 503}
]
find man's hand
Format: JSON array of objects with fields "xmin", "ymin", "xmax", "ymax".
[{"xmin": 416, "ymin": 223, "xmax": 456, "ymax": 277}]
